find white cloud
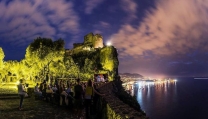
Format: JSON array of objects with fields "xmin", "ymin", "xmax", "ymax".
[
  {"xmin": 99, "ymin": 21, "xmax": 110, "ymax": 28},
  {"xmin": 85, "ymin": 0, "xmax": 104, "ymax": 14},
  {"xmin": 0, "ymin": 0, "xmax": 80, "ymax": 46},
  {"xmin": 110, "ymin": 0, "xmax": 208, "ymax": 58}
]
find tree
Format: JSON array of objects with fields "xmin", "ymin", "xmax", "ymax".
[
  {"xmin": 0, "ymin": 47, "xmax": 4, "ymax": 82},
  {"xmin": 0, "ymin": 47, "xmax": 4, "ymax": 69},
  {"xmin": 25, "ymin": 37, "xmax": 65, "ymax": 81}
]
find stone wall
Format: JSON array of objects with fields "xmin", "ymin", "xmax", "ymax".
[
  {"xmin": 96, "ymin": 82, "xmax": 148, "ymax": 119},
  {"xmin": 94, "ymin": 37, "xmax": 103, "ymax": 48}
]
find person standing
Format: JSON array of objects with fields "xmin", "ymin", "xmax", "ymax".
[
  {"xmin": 84, "ymin": 79, "xmax": 104, "ymax": 119},
  {"xmin": 34, "ymin": 83, "xmax": 42, "ymax": 98},
  {"xmin": 17, "ymin": 79, "xmax": 26, "ymax": 110},
  {"xmin": 74, "ymin": 78, "xmax": 84, "ymax": 119}
]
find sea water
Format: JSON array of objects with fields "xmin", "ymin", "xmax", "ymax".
[{"xmin": 132, "ymin": 77, "xmax": 208, "ymax": 119}]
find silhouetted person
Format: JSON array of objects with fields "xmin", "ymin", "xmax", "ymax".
[
  {"xmin": 17, "ymin": 79, "xmax": 26, "ymax": 110},
  {"xmin": 34, "ymin": 83, "xmax": 42, "ymax": 99},
  {"xmin": 74, "ymin": 78, "xmax": 84, "ymax": 119},
  {"xmin": 85, "ymin": 79, "xmax": 104, "ymax": 119}
]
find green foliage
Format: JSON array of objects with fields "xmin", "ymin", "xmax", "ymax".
[
  {"xmin": 50, "ymin": 60, "xmax": 66, "ymax": 77},
  {"xmin": 107, "ymin": 104, "xmax": 122, "ymax": 119},
  {"xmin": 3, "ymin": 61, "xmax": 20, "ymax": 78},
  {"xmin": 99, "ymin": 46, "xmax": 119, "ymax": 80},
  {"xmin": 71, "ymin": 45, "xmax": 119, "ymax": 80},
  {"xmin": 28, "ymin": 37, "xmax": 64, "ymax": 59},
  {"xmin": 0, "ymin": 47, "xmax": 5, "ymax": 69},
  {"xmin": 25, "ymin": 37, "xmax": 65, "ymax": 79},
  {"xmin": 0, "ymin": 34, "xmax": 119, "ymax": 82},
  {"xmin": 84, "ymin": 32, "xmax": 94, "ymax": 44},
  {"xmin": 0, "ymin": 47, "xmax": 4, "ymax": 60}
]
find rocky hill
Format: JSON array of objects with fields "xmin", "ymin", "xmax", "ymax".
[{"xmin": 119, "ymin": 73, "xmax": 143, "ymax": 78}]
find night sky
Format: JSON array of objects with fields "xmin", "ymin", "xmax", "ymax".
[{"xmin": 0, "ymin": 0, "xmax": 208, "ymax": 77}]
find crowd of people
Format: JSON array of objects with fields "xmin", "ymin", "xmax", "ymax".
[{"xmin": 18, "ymin": 78, "xmax": 106, "ymax": 119}]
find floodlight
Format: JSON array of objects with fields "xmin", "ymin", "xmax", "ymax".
[{"xmin": 106, "ymin": 41, "xmax": 112, "ymax": 46}]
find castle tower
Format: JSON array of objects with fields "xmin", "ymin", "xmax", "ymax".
[{"xmin": 94, "ymin": 34, "xmax": 103, "ymax": 48}]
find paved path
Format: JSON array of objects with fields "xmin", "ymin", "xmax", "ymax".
[{"xmin": 0, "ymin": 97, "xmax": 86, "ymax": 119}]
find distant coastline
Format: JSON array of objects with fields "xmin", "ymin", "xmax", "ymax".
[{"xmin": 119, "ymin": 73, "xmax": 143, "ymax": 77}]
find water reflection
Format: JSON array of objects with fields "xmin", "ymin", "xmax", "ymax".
[
  {"xmin": 123, "ymin": 78, "xmax": 208, "ymax": 119},
  {"xmin": 123, "ymin": 80, "xmax": 177, "ymax": 114}
]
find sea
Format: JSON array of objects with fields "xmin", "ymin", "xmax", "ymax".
[{"xmin": 130, "ymin": 77, "xmax": 208, "ymax": 119}]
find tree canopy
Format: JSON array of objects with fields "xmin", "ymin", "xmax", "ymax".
[
  {"xmin": 0, "ymin": 47, "xmax": 4, "ymax": 69},
  {"xmin": 25, "ymin": 37, "xmax": 65, "ymax": 79},
  {"xmin": 0, "ymin": 34, "xmax": 119, "ymax": 83}
]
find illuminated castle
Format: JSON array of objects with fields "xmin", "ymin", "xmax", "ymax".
[{"xmin": 73, "ymin": 33, "xmax": 104, "ymax": 49}]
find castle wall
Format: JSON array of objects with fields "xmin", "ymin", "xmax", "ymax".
[{"xmin": 94, "ymin": 37, "xmax": 104, "ymax": 48}]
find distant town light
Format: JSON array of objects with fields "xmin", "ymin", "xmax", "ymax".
[{"xmin": 106, "ymin": 41, "xmax": 112, "ymax": 46}]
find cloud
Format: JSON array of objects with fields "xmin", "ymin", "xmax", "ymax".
[
  {"xmin": 0, "ymin": 0, "xmax": 79, "ymax": 46},
  {"xmin": 120, "ymin": 0, "xmax": 138, "ymax": 21},
  {"xmin": 110, "ymin": 0, "xmax": 208, "ymax": 58},
  {"xmin": 85, "ymin": 0, "xmax": 104, "ymax": 14},
  {"xmin": 99, "ymin": 21, "xmax": 110, "ymax": 28}
]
